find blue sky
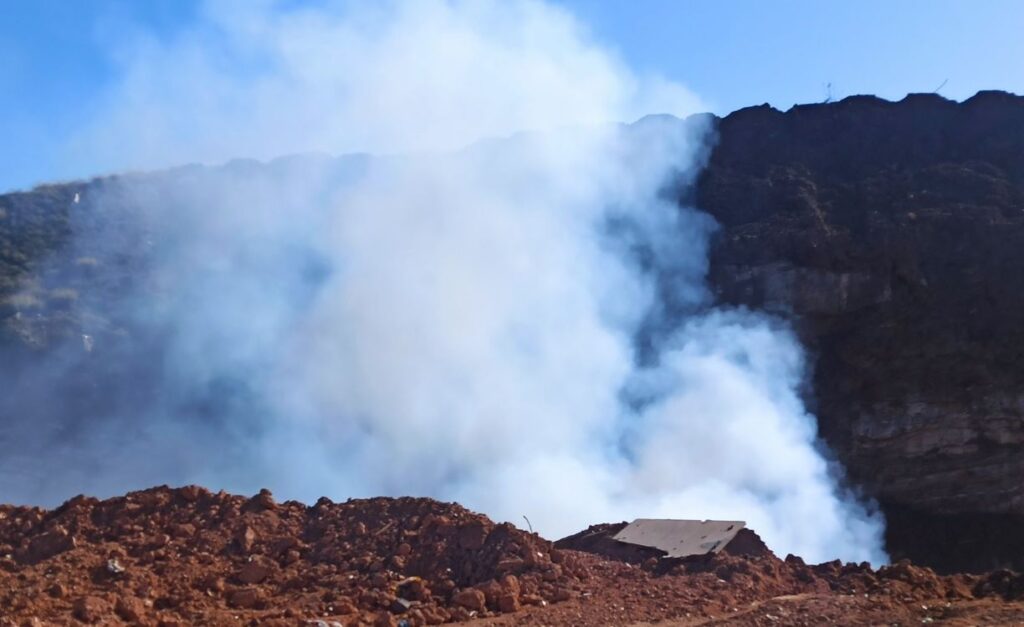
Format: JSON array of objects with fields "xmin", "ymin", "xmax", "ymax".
[{"xmin": 1, "ymin": 0, "xmax": 1022, "ymax": 192}]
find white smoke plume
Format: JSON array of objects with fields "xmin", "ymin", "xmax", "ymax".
[{"xmin": 6, "ymin": 0, "xmax": 885, "ymax": 564}]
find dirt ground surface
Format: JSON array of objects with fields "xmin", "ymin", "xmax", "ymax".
[{"xmin": 3, "ymin": 486, "xmax": 1024, "ymax": 626}]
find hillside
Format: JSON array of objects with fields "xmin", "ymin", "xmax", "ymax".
[
  {"xmin": 699, "ymin": 90, "xmax": 1024, "ymax": 572},
  {"xmin": 3, "ymin": 92, "xmax": 1024, "ymax": 573}
]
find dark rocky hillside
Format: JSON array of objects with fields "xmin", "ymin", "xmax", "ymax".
[
  {"xmin": 3, "ymin": 91, "xmax": 1024, "ymax": 573},
  {"xmin": 699, "ymin": 90, "xmax": 1024, "ymax": 572}
]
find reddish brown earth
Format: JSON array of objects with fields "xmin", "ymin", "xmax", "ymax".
[{"xmin": 3, "ymin": 487, "xmax": 1024, "ymax": 626}]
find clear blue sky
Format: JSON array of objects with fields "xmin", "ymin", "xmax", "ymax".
[{"xmin": 2, "ymin": 0, "xmax": 1022, "ymax": 192}]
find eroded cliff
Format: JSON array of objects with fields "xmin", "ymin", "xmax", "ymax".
[{"xmin": 699, "ymin": 91, "xmax": 1024, "ymax": 572}]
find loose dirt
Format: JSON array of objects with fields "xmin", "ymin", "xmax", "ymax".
[{"xmin": 2, "ymin": 486, "xmax": 1024, "ymax": 625}]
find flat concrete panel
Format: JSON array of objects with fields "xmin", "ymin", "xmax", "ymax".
[{"xmin": 612, "ymin": 519, "xmax": 745, "ymax": 558}]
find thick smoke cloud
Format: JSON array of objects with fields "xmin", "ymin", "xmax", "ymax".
[{"xmin": 6, "ymin": 0, "xmax": 885, "ymax": 563}]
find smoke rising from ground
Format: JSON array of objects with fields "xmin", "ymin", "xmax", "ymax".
[{"xmin": 4, "ymin": 0, "xmax": 885, "ymax": 563}]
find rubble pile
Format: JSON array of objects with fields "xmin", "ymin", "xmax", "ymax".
[
  {"xmin": 2, "ymin": 486, "xmax": 1024, "ymax": 625},
  {"xmin": 0, "ymin": 486, "xmax": 580, "ymax": 626}
]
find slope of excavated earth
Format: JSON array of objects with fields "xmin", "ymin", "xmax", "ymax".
[
  {"xmin": 4, "ymin": 91, "xmax": 1024, "ymax": 574},
  {"xmin": 3, "ymin": 487, "xmax": 1024, "ymax": 626}
]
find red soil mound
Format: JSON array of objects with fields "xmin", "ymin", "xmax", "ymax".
[
  {"xmin": 2, "ymin": 486, "xmax": 1024, "ymax": 626},
  {"xmin": 0, "ymin": 486, "xmax": 578, "ymax": 626}
]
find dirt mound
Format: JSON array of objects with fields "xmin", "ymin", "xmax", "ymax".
[
  {"xmin": 0, "ymin": 486, "xmax": 579, "ymax": 625},
  {"xmin": 3, "ymin": 486, "xmax": 1024, "ymax": 626},
  {"xmin": 467, "ymin": 549, "xmax": 1013, "ymax": 626}
]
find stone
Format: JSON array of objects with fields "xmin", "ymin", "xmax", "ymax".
[
  {"xmin": 541, "ymin": 564, "xmax": 562, "ymax": 581},
  {"xmin": 72, "ymin": 596, "xmax": 108, "ymax": 623},
  {"xmin": 550, "ymin": 587, "xmax": 573, "ymax": 602},
  {"xmin": 252, "ymin": 488, "xmax": 277, "ymax": 511},
  {"xmin": 396, "ymin": 577, "xmax": 430, "ymax": 601},
  {"xmin": 47, "ymin": 582, "xmax": 66, "ymax": 598},
  {"xmin": 502, "ymin": 574, "xmax": 520, "ymax": 593},
  {"xmin": 236, "ymin": 525, "xmax": 257, "ymax": 552},
  {"xmin": 237, "ymin": 557, "xmax": 275, "ymax": 584},
  {"xmin": 496, "ymin": 558, "xmax": 525, "ymax": 575},
  {"xmin": 457, "ymin": 521, "xmax": 488, "ymax": 550},
  {"xmin": 177, "ymin": 485, "xmax": 203, "ymax": 502},
  {"xmin": 497, "ymin": 592, "xmax": 521, "ymax": 613},
  {"xmin": 115, "ymin": 596, "xmax": 148, "ymax": 622},
  {"xmin": 19, "ymin": 527, "xmax": 76, "ymax": 564},
  {"xmin": 334, "ymin": 598, "xmax": 358, "ymax": 615},
  {"xmin": 452, "ymin": 588, "xmax": 486, "ymax": 612},
  {"xmin": 421, "ymin": 607, "xmax": 448, "ymax": 625},
  {"xmin": 227, "ymin": 587, "xmax": 263, "ymax": 609}
]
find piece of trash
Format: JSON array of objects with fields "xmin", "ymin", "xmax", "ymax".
[
  {"xmin": 106, "ymin": 558, "xmax": 125, "ymax": 574},
  {"xmin": 612, "ymin": 518, "xmax": 746, "ymax": 558}
]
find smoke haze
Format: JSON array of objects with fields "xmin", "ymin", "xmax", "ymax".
[{"xmin": 2, "ymin": 0, "xmax": 886, "ymax": 564}]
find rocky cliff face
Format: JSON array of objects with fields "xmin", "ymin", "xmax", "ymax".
[
  {"xmin": 698, "ymin": 90, "xmax": 1024, "ymax": 572},
  {"xmin": 2, "ymin": 92, "xmax": 1023, "ymax": 573}
]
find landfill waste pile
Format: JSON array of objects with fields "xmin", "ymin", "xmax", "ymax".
[{"xmin": 2, "ymin": 486, "xmax": 1024, "ymax": 626}]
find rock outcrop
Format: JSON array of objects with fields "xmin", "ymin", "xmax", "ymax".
[{"xmin": 697, "ymin": 90, "xmax": 1024, "ymax": 572}]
